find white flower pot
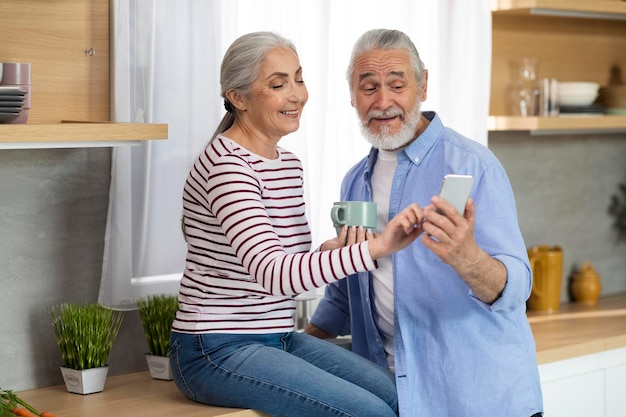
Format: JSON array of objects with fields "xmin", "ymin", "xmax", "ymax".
[
  {"xmin": 145, "ymin": 354, "xmax": 173, "ymax": 380},
  {"xmin": 60, "ymin": 366, "xmax": 109, "ymax": 394}
]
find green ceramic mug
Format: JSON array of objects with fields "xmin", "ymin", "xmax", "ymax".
[{"xmin": 330, "ymin": 201, "xmax": 377, "ymax": 236}]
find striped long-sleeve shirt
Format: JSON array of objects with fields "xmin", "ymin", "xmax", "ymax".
[{"xmin": 172, "ymin": 136, "xmax": 377, "ymax": 334}]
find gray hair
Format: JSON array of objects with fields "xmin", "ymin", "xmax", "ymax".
[
  {"xmin": 210, "ymin": 32, "xmax": 299, "ymax": 142},
  {"xmin": 346, "ymin": 29, "xmax": 426, "ymax": 96}
]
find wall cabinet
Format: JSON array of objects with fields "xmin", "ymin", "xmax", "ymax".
[
  {"xmin": 490, "ymin": 0, "xmax": 626, "ymax": 133},
  {"xmin": 0, "ymin": 0, "xmax": 167, "ymax": 148}
]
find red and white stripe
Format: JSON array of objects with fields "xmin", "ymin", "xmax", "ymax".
[{"xmin": 173, "ymin": 136, "xmax": 375, "ymax": 334}]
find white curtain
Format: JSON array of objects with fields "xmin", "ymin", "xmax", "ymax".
[{"xmin": 99, "ymin": 0, "xmax": 492, "ymax": 309}]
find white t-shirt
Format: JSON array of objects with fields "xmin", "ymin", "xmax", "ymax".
[{"xmin": 370, "ymin": 148, "xmax": 399, "ymax": 371}]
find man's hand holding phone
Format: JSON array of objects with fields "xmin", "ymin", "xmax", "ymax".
[{"xmin": 422, "ymin": 174, "xmax": 476, "ymax": 265}]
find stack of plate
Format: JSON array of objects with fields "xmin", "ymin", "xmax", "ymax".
[
  {"xmin": 559, "ymin": 103, "xmax": 604, "ymax": 116},
  {"xmin": 0, "ymin": 86, "xmax": 27, "ymax": 123},
  {"xmin": 598, "ymin": 86, "xmax": 626, "ymax": 115}
]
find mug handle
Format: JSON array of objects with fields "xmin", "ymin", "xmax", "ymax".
[
  {"xmin": 529, "ymin": 257, "xmax": 543, "ymax": 299},
  {"xmin": 330, "ymin": 205, "xmax": 346, "ymax": 226}
]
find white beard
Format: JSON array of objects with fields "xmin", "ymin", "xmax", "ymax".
[{"xmin": 359, "ymin": 101, "xmax": 422, "ymax": 151}]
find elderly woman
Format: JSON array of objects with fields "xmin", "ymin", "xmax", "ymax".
[{"xmin": 170, "ymin": 31, "xmax": 423, "ymax": 417}]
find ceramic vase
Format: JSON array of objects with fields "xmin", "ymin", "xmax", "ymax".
[
  {"xmin": 570, "ymin": 262, "xmax": 602, "ymax": 306},
  {"xmin": 527, "ymin": 245, "xmax": 563, "ymax": 312},
  {"xmin": 145, "ymin": 354, "xmax": 173, "ymax": 380},
  {"xmin": 60, "ymin": 366, "xmax": 109, "ymax": 394}
]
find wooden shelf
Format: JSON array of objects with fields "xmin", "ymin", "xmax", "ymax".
[
  {"xmin": 0, "ymin": 2, "xmax": 169, "ymax": 150},
  {"xmin": 492, "ymin": 0, "xmax": 626, "ymax": 17},
  {"xmin": 0, "ymin": 122, "xmax": 168, "ymax": 149},
  {"xmin": 488, "ymin": 115, "xmax": 626, "ymax": 133},
  {"xmin": 489, "ymin": 0, "xmax": 626, "ymax": 129}
]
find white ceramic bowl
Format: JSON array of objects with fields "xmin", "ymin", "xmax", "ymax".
[
  {"xmin": 558, "ymin": 82, "xmax": 599, "ymax": 93},
  {"xmin": 558, "ymin": 82, "xmax": 599, "ymax": 106}
]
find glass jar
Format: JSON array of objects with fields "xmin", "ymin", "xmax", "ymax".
[{"xmin": 507, "ymin": 58, "xmax": 541, "ymax": 116}]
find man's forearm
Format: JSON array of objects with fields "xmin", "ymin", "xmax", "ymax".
[
  {"xmin": 304, "ymin": 323, "xmax": 337, "ymax": 339},
  {"xmin": 457, "ymin": 249, "xmax": 507, "ymax": 304}
]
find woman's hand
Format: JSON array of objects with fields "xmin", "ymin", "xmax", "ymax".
[
  {"xmin": 320, "ymin": 225, "xmax": 372, "ymax": 251},
  {"xmin": 368, "ymin": 203, "xmax": 424, "ymax": 260}
]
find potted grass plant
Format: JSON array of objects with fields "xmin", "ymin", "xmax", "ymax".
[
  {"xmin": 137, "ymin": 294, "xmax": 178, "ymax": 380},
  {"xmin": 609, "ymin": 171, "xmax": 626, "ymax": 242},
  {"xmin": 50, "ymin": 303, "xmax": 125, "ymax": 394}
]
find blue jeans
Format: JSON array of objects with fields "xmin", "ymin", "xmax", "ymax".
[{"xmin": 170, "ymin": 331, "xmax": 398, "ymax": 417}]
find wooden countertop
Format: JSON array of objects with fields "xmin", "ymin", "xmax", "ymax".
[
  {"xmin": 528, "ymin": 292, "xmax": 626, "ymax": 364},
  {"xmin": 17, "ymin": 372, "xmax": 269, "ymax": 417},
  {"xmin": 15, "ymin": 293, "xmax": 626, "ymax": 415}
]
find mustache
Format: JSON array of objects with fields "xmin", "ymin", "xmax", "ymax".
[{"xmin": 365, "ymin": 108, "xmax": 404, "ymax": 123}]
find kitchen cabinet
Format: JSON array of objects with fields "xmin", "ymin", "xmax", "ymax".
[
  {"xmin": 539, "ymin": 347, "xmax": 626, "ymax": 417},
  {"xmin": 0, "ymin": 0, "xmax": 167, "ymax": 148},
  {"xmin": 490, "ymin": 0, "xmax": 626, "ymax": 133},
  {"xmin": 541, "ymin": 366, "xmax": 604, "ymax": 416},
  {"xmin": 606, "ymin": 363, "xmax": 626, "ymax": 416},
  {"xmin": 530, "ymin": 293, "xmax": 626, "ymax": 416}
]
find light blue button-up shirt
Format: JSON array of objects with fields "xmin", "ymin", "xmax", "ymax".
[{"xmin": 311, "ymin": 112, "xmax": 543, "ymax": 417}]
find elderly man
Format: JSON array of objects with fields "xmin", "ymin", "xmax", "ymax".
[{"xmin": 306, "ymin": 29, "xmax": 543, "ymax": 417}]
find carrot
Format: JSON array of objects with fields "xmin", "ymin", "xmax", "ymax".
[
  {"xmin": 10, "ymin": 408, "xmax": 38, "ymax": 417},
  {"xmin": 39, "ymin": 412, "xmax": 59, "ymax": 417}
]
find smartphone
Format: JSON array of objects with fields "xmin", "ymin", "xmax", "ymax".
[{"xmin": 438, "ymin": 174, "xmax": 474, "ymax": 215}]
